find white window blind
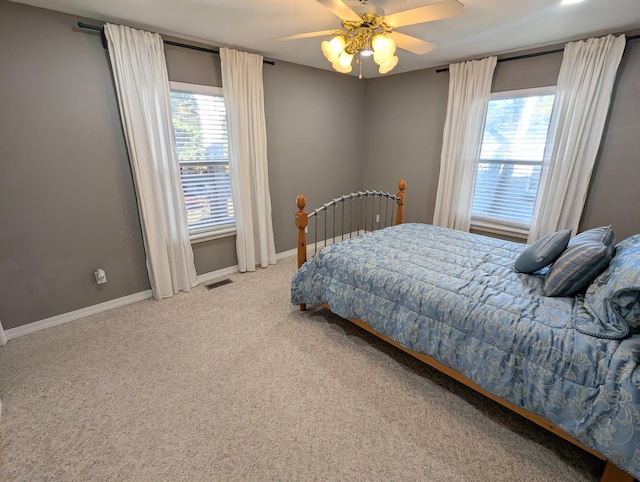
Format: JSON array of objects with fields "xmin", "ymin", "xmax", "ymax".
[
  {"xmin": 472, "ymin": 88, "xmax": 555, "ymax": 233},
  {"xmin": 169, "ymin": 82, "xmax": 234, "ymax": 239}
]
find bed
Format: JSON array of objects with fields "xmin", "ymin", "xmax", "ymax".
[{"xmin": 291, "ymin": 181, "xmax": 640, "ymax": 482}]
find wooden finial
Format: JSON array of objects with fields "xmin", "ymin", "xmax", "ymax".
[
  {"xmin": 296, "ymin": 194, "xmax": 306, "ymax": 211},
  {"xmin": 398, "ymin": 179, "xmax": 406, "ymax": 192}
]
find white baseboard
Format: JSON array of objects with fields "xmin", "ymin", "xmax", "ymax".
[
  {"xmin": 198, "ymin": 250, "xmax": 300, "ymax": 283},
  {"xmin": 5, "ymin": 251, "xmax": 301, "ymax": 342},
  {"xmin": 5, "ymin": 290, "xmax": 153, "ymax": 340},
  {"xmin": 0, "ymin": 319, "xmax": 7, "ymax": 346},
  {"xmin": 6, "ymin": 233, "xmax": 365, "ymax": 342},
  {"xmin": 281, "ymin": 230, "xmax": 365, "ymax": 260},
  {"xmin": 277, "ymin": 248, "xmax": 297, "ymax": 259},
  {"xmin": 196, "ymin": 265, "xmax": 241, "ymax": 284}
]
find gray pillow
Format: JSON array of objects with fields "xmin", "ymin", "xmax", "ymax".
[
  {"xmin": 544, "ymin": 225, "xmax": 615, "ymax": 297},
  {"xmin": 514, "ymin": 229, "xmax": 571, "ymax": 274}
]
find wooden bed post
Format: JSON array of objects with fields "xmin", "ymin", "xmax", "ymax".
[
  {"xmin": 395, "ymin": 179, "xmax": 406, "ymax": 225},
  {"xmin": 600, "ymin": 461, "xmax": 634, "ymax": 482},
  {"xmin": 295, "ymin": 195, "xmax": 308, "ymax": 269},
  {"xmin": 295, "ymin": 194, "xmax": 308, "ymax": 312}
]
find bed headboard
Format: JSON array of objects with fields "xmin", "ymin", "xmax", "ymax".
[{"xmin": 295, "ymin": 180, "xmax": 406, "ymax": 269}]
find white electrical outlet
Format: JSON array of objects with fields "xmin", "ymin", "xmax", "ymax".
[
  {"xmin": 95, "ymin": 268, "xmax": 107, "ymax": 284},
  {"xmin": 376, "ymin": 214, "xmax": 380, "ymax": 223}
]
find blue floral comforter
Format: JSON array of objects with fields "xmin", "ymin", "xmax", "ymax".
[{"xmin": 291, "ymin": 223, "xmax": 640, "ymax": 478}]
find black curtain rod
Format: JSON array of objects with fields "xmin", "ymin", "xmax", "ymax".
[
  {"xmin": 77, "ymin": 22, "xmax": 275, "ymax": 65},
  {"xmin": 435, "ymin": 33, "xmax": 640, "ymax": 73}
]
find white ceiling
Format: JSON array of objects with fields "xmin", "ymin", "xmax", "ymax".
[{"xmin": 10, "ymin": 0, "xmax": 640, "ymax": 78}]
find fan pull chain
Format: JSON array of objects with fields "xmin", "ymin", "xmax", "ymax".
[{"xmin": 358, "ymin": 53, "xmax": 363, "ymax": 79}]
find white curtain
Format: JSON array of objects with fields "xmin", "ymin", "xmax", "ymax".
[
  {"xmin": 220, "ymin": 48, "xmax": 277, "ymax": 272},
  {"xmin": 433, "ymin": 56, "xmax": 497, "ymax": 232},
  {"xmin": 104, "ymin": 24, "xmax": 198, "ymax": 299},
  {"xmin": 0, "ymin": 321, "xmax": 5, "ymax": 419},
  {"xmin": 0, "ymin": 319, "xmax": 6, "ymax": 345},
  {"xmin": 528, "ymin": 34, "xmax": 626, "ymax": 242}
]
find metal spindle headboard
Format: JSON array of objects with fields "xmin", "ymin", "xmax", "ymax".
[
  {"xmin": 295, "ymin": 180, "xmax": 406, "ymax": 271},
  {"xmin": 308, "ymin": 191, "xmax": 400, "ymax": 255}
]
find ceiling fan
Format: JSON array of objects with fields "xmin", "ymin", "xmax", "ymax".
[{"xmin": 272, "ymin": 0, "xmax": 464, "ymax": 76}]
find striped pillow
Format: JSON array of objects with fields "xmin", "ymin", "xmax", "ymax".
[
  {"xmin": 544, "ymin": 226, "xmax": 615, "ymax": 297},
  {"xmin": 514, "ymin": 229, "xmax": 571, "ymax": 274}
]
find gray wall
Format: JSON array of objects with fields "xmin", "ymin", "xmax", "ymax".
[
  {"xmin": 0, "ymin": 1, "xmax": 150, "ymax": 330},
  {"xmin": 263, "ymin": 60, "xmax": 366, "ymax": 252},
  {"xmin": 0, "ymin": 0, "xmax": 365, "ymax": 329},
  {"xmin": 365, "ymin": 41, "xmax": 640, "ymax": 241},
  {"xmin": 363, "ymin": 68, "xmax": 449, "ymax": 224}
]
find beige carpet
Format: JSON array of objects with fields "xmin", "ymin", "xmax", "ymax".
[{"xmin": 0, "ymin": 255, "xmax": 604, "ymax": 481}]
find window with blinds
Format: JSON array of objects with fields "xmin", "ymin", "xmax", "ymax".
[
  {"xmin": 169, "ymin": 82, "xmax": 234, "ymax": 241},
  {"xmin": 471, "ymin": 88, "xmax": 555, "ymax": 235}
]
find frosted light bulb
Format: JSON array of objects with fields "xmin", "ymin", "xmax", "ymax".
[
  {"xmin": 378, "ymin": 55, "xmax": 398, "ymax": 74},
  {"xmin": 328, "ymin": 36, "xmax": 345, "ymax": 55},
  {"xmin": 374, "ymin": 50, "xmax": 392, "ymax": 66},
  {"xmin": 338, "ymin": 51, "xmax": 354, "ymax": 68},
  {"xmin": 332, "ymin": 61, "xmax": 353, "ymax": 74},
  {"xmin": 372, "ymin": 34, "xmax": 387, "ymax": 53}
]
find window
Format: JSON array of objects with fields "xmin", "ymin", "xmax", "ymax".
[
  {"xmin": 169, "ymin": 81, "xmax": 234, "ymax": 242},
  {"xmin": 471, "ymin": 87, "xmax": 555, "ymax": 237}
]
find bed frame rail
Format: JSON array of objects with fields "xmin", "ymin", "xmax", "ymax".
[
  {"xmin": 339, "ymin": 308, "xmax": 632, "ymax": 482},
  {"xmin": 295, "ymin": 180, "xmax": 405, "ymax": 271}
]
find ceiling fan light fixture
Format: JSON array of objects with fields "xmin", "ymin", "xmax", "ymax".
[
  {"xmin": 281, "ymin": 0, "xmax": 464, "ymax": 77},
  {"xmin": 320, "ymin": 10, "xmax": 399, "ymax": 76}
]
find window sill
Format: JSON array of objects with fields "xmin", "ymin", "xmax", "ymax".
[
  {"xmin": 190, "ymin": 227, "xmax": 236, "ymax": 244},
  {"xmin": 470, "ymin": 218, "xmax": 529, "ymax": 241}
]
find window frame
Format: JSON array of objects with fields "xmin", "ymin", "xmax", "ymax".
[
  {"xmin": 470, "ymin": 85, "xmax": 556, "ymax": 239},
  {"xmin": 169, "ymin": 81, "xmax": 235, "ymax": 244}
]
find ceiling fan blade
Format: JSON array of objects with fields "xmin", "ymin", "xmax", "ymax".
[
  {"xmin": 390, "ymin": 32, "xmax": 435, "ymax": 55},
  {"xmin": 385, "ymin": 0, "xmax": 464, "ymax": 28},
  {"xmin": 270, "ymin": 30, "xmax": 337, "ymax": 41},
  {"xmin": 316, "ymin": 0, "xmax": 361, "ymax": 22}
]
